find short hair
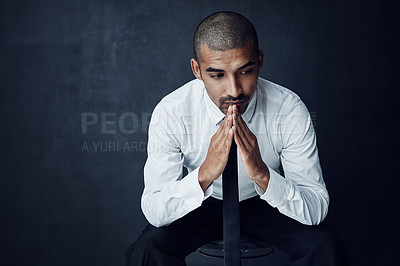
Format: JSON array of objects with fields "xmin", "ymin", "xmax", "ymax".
[{"xmin": 193, "ymin": 11, "xmax": 259, "ymax": 61}]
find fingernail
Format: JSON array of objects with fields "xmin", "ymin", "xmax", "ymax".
[
  {"xmin": 228, "ymin": 128, "xmax": 233, "ymax": 135},
  {"xmin": 228, "ymin": 105, "xmax": 232, "ymax": 112},
  {"xmin": 228, "ymin": 114, "xmax": 231, "ymax": 121},
  {"xmin": 232, "ymin": 126, "xmax": 236, "ymax": 131}
]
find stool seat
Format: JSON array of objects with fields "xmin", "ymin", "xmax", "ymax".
[{"xmin": 199, "ymin": 239, "xmax": 273, "ymax": 259}]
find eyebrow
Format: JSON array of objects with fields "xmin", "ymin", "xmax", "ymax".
[
  {"xmin": 205, "ymin": 67, "xmax": 224, "ymax": 72},
  {"xmin": 205, "ymin": 61, "xmax": 255, "ymax": 72},
  {"xmin": 238, "ymin": 61, "xmax": 255, "ymax": 70}
]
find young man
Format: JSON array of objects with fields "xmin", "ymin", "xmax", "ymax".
[{"xmin": 126, "ymin": 11, "xmax": 347, "ymax": 265}]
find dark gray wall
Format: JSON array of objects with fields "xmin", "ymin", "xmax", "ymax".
[{"xmin": 1, "ymin": 0, "xmax": 398, "ymax": 265}]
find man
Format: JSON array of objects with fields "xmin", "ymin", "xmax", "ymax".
[{"xmin": 126, "ymin": 11, "xmax": 347, "ymax": 265}]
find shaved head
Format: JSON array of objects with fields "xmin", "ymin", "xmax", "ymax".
[{"xmin": 193, "ymin": 11, "xmax": 259, "ymax": 61}]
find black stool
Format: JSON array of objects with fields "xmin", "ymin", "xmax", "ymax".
[{"xmin": 199, "ymin": 238, "xmax": 273, "ymax": 260}]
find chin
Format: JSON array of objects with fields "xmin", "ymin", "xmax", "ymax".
[{"xmin": 219, "ymin": 106, "xmax": 228, "ymax": 115}]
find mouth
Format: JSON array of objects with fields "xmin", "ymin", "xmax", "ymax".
[
  {"xmin": 222, "ymin": 100, "xmax": 247, "ymax": 106},
  {"xmin": 219, "ymin": 94, "xmax": 251, "ymax": 114},
  {"xmin": 220, "ymin": 100, "xmax": 249, "ymax": 114}
]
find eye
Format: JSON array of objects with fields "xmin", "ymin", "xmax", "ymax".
[
  {"xmin": 240, "ymin": 69, "xmax": 253, "ymax": 75},
  {"xmin": 210, "ymin": 73, "xmax": 224, "ymax": 79}
]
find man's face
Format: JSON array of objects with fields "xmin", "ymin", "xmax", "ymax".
[{"xmin": 191, "ymin": 41, "xmax": 263, "ymax": 115}]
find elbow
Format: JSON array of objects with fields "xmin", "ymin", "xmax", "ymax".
[
  {"xmin": 146, "ymin": 217, "xmax": 164, "ymax": 228},
  {"xmin": 142, "ymin": 210, "xmax": 171, "ymax": 228},
  {"xmin": 141, "ymin": 194, "xmax": 161, "ymax": 228},
  {"xmin": 311, "ymin": 190, "xmax": 330, "ymax": 225},
  {"xmin": 141, "ymin": 193, "xmax": 170, "ymax": 228},
  {"xmin": 143, "ymin": 205, "xmax": 160, "ymax": 227},
  {"xmin": 301, "ymin": 189, "xmax": 330, "ymax": 226},
  {"xmin": 142, "ymin": 205, "xmax": 163, "ymax": 228},
  {"xmin": 320, "ymin": 190, "xmax": 330, "ymax": 223}
]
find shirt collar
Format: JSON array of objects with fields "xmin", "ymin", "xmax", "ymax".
[{"xmin": 203, "ymin": 81, "xmax": 258, "ymax": 126}]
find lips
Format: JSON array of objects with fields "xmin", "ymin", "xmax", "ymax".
[{"xmin": 223, "ymin": 100, "xmax": 247, "ymax": 105}]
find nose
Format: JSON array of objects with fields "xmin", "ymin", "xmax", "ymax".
[{"xmin": 227, "ymin": 76, "xmax": 242, "ymax": 98}]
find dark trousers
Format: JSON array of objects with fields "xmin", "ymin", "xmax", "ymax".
[{"xmin": 125, "ymin": 196, "xmax": 349, "ymax": 266}]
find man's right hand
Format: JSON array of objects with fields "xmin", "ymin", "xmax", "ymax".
[{"xmin": 198, "ymin": 105, "xmax": 234, "ymax": 191}]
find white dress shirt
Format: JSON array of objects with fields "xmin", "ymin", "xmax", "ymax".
[{"xmin": 142, "ymin": 77, "xmax": 329, "ymax": 227}]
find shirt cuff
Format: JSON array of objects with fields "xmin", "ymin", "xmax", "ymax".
[
  {"xmin": 255, "ymin": 167, "xmax": 292, "ymax": 208},
  {"xmin": 178, "ymin": 167, "xmax": 213, "ymax": 209}
]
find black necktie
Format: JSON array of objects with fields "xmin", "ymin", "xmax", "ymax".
[{"xmin": 222, "ymin": 141, "xmax": 241, "ymax": 266}]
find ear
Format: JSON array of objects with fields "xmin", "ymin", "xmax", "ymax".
[
  {"xmin": 190, "ymin": 58, "xmax": 202, "ymax": 80},
  {"xmin": 258, "ymin": 49, "xmax": 264, "ymax": 70}
]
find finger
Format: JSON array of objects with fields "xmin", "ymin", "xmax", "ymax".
[
  {"xmin": 237, "ymin": 114, "xmax": 258, "ymax": 148},
  {"xmin": 227, "ymin": 127, "xmax": 234, "ymax": 147},
  {"xmin": 232, "ymin": 104, "xmax": 248, "ymax": 133},
  {"xmin": 233, "ymin": 125, "xmax": 248, "ymax": 154},
  {"xmin": 215, "ymin": 107, "xmax": 232, "ymax": 137},
  {"xmin": 232, "ymin": 113, "xmax": 250, "ymax": 147},
  {"xmin": 228, "ymin": 104, "xmax": 233, "ymax": 115},
  {"xmin": 217, "ymin": 126, "xmax": 233, "ymax": 156},
  {"xmin": 233, "ymin": 105, "xmax": 251, "ymax": 134},
  {"xmin": 222, "ymin": 105, "xmax": 233, "ymax": 128},
  {"xmin": 224, "ymin": 106, "xmax": 234, "ymax": 135},
  {"xmin": 234, "ymin": 104, "xmax": 255, "ymax": 140},
  {"xmin": 214, "ymin": 106, "xmax": 234, "ymax": 150},
  {"xmin": 230, "ymin": 105, "xmax": 241, "ymax": 122},
  {"xmin": 232, "ymin": 104, "xmax": 239, "ymax": 116},
  {"xmin": 225, "ymin": 106, "xmax": 234, "ymax": 146}
]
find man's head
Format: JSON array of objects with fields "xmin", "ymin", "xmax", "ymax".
[
  {"xmin": 191, "ymin": 11, "xmax": 263, "ymax": 115},
  {"xmin": 193, "ymin": 11, "xmax": 259, "ymax": 62}
]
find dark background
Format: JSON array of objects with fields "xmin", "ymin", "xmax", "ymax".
[{"xmin": 1, "ymin": 0, "xmax": 398, "ymax": 265}]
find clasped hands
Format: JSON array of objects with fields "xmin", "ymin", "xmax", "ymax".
[{"xmin": 198, "ymin": 105, "xmax": 270, "ymax": 192}]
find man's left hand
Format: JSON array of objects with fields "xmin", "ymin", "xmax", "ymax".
[{"xmin": 232, "ymin": 105, "xmax": 270, "ymax": 191}]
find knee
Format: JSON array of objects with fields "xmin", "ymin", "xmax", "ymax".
[
  {"xmin": 124, "ymin": 242, "xmax": 136, "ymax": 266},
  {"xmin": 315, "ymin": 226, "xmax": 346, "ymax": 252},
  {"xmin": 307, "ymin": 226, "xmax": 350, "ymax": 265},
  {"xmin": 322, "ymin": 227, "xmax": 350, "ymax": 263},
  {"xmin": 129, "ymin": 226, "xmax": 163, "ymax": 253},
  {"xmin": 300, "ymin": 225, "xmax": 341, "ymax": 252},
  {"xmin": 125, "ymin": 225, "xmax": 180, "ymax": 265},
  {"xmin": 125, "ymin": 239, "xmax": 148, "ymax": 266},
  {"xmin": 124, "ymin": 227, "xmax": 163, "ymax": 265}
]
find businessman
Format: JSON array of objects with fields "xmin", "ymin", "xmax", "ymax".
[{"xmin": 125, "ymin": 11, "xmax": 347, "ymax": 265}]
